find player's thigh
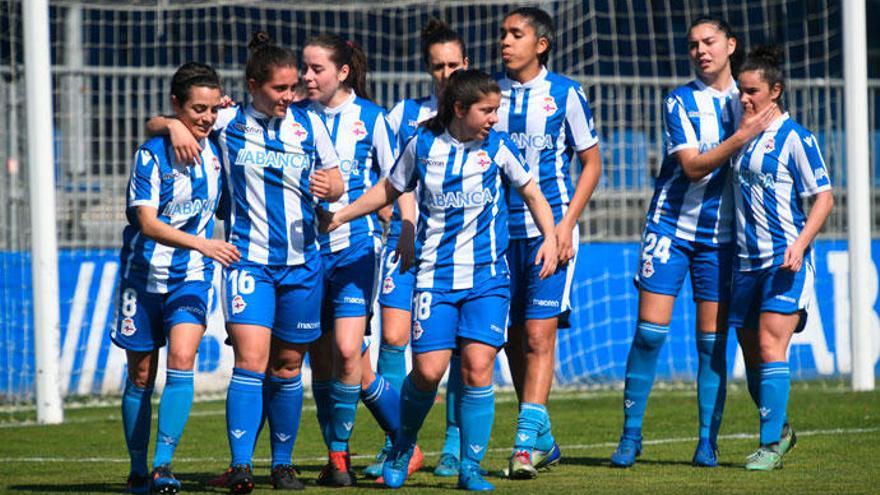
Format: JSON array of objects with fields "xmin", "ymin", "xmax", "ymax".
[
  {"xmin": 224, "ymin": 261, "xmax": 276, "ymax": 329},
  {"xmin": 411, "ymin": 349, "xmax": 453, "ymax": 390},
  {"xmin": 112, "ymin": 280, "xmax": 166, "ymax": 353},
  {"xmin": 274, "ymin": 261, "xmax": 324, "ymax": 345},
  {"xmin": 459, "ymin": 276, "xmax": 510, "ymax": 351},
  {"xmin": 411, "ymin": 289, "xmax": 460, "ymax": 355},
  {"xmin": 380, "ymin": 306, "xmax": 411, "ymax": 347}
]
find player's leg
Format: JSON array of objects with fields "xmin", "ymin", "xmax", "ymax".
[{"xmin": 309, "ymin": 332, "xmax": 334, "ymax": 449}]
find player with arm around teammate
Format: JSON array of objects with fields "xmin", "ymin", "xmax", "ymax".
[
  {"xmin": 731, "ymin": 46, "xmax": 833, "ymax": 471},
  {"xmin": 610, "ymin": 16, "xmax": 776, "ymax": 468},
  {"xmin": 380, "ymin": 17, "xmax": 471, "ymax": 479},
  {"xmin": 113, "ymin": 62, "xmax": 240, "ymax": 495},
  {"xmin": 495, "ymin": 7, "xmax": 603, "ymax": 478},
  {"xmin": 321, "ymin": 69, "xmax": 558, "ymax": 491},
  {"xmin": 148, "ymin": 32, "xmax": 343, "ymax": 494}
]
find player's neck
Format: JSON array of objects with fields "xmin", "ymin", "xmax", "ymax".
[
  {"xmin": 700, "ymin": 67, "xmax": 734, "ymax": 92},
  {"xmin": 507, "ymin": 61, "xmax": 543, "ymax": 84},
  {"xmin": 447, "ymin": 120, "xmax": 474, "ymax": 143},
  {"xmin": 326, "ymin": 88, "xmax": 353, "ymax": 110}
]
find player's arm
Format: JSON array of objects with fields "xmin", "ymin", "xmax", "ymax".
[
  {"xmin": 677, "ymin": 104, "xmax": 776, "ymax": 182},
  {"xmin": 310, "ymin": 167, "xmax": 344, "ymax": 202},
  {"xmin": 557, "ymin": 144, "xmax": 601, "ymax": 264},
  {"xmin": 309, "ymin": 113, "xmax": 345, "ymax": 202},
  {"xmin": 395, "ymin": 191, "xmax": 417, "ymax": 272},
  {"xmin": 518, "ymin": 179, "xmax": 558, "ymax": 279},
  {"xmin": 321, "ymin": 178, "xmax": 402, "ymax": 233},
  {"xmin": 135, "ymin": 206, "xmax": 240, "ymax": 267},
  {"xmin": 145, "ymin": 115, "xmax": 203, "ymax": 165},
  {"xmin": 781, "ymin": 190, "xmax": 833, "ymax": 273}
]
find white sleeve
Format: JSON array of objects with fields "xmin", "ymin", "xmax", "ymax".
[
  {"xmin": 789, "ymin": 131, "xmax": 832, "ymax": 197},
  {"xmin": 213, "ymin": 106, "xmax": 237, "ymax": 131},
  {"xmin": 497, "ymin": 136, "xmax": 532, "ymax": 188},
  {"xmin": 310, "ymin": 112, "xmax": 340, "ymax": 170},
  {"xmin": 128, "ymin": 149, "xmax": 161, "ymax": 208},
  {"xmin": 372, "ymin": 113, "xmax": 399, "ymax": 178},
  {"xmin": 388, "ymin": 136, "xmax": 418, "ymax": 193},
  {"xmin": 386, "ymin": 100, "xmax": 406, "ymax": 136},
  {"xmin": 565, "ymin": 85, "xmax": 599, "ymax": 152}
]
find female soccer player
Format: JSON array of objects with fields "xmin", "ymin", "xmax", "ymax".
[
  {"xmin": 495, "ymin": 7, "xmax": 602, "ymax": 478},
  {"xmin": 730, "ymin": 46, "xmax": 832, "ymax": 470},
  {"xmin": 114, "ymin": 62, "xmax": 239, "ymax": 495},
  {"xmin": 610, "ymin": 16, "xmax": 775, "ymax": 468},
  {"xmin": 149, "ymin": 32, "xmax": 343, "ymax": 493},
  {"xmin": 299, "ymin": 34, "xmax": 402, "ymax": 486},
  {"xmin": 321, "ymin": 69, "xmax": 558, "ymax": 491},
  {"xmin": 380, "ymin": 17, "xmax": 470, "ymax": 478}
]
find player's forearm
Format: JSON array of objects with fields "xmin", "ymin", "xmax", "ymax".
[
  {"xmin": 397, "ymin": 192, "xmax": 417, "ymax": 224},
  {"xmin": 138, "ymin": 210, "xmax": 204, "ymax": 252},
  {"xmin": 793, "ymin": 191, "xmax": 834, "ymax": 251},
  {"xmin": 520, "ymin": 180, "xmax": 555, "ymax": 239},
  {"xmin": 145, "ymin": 115, "xmax": 180, "ymax": 137},
  {"xmin": 336, "ymin": 178, "xmax": 400, "ymax": 225},
  {"xmin": 560, "ymin": 145, "xmax": 601, "ymax": 230},
  {"xmin": 678, "ymin": 131, "xmax": 750, "ymax": 181}
]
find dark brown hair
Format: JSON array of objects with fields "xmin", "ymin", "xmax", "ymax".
[{"xmin": 305, "ymin": 34, "xmax": 371, "ymax": 101}]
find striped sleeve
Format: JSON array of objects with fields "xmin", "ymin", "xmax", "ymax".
[
  {"xmin": 372, "ymin": 112, "xmax": 399, "ymax": 178},
  {"xmin": 386, "ymin": 100, "xmax": 405, "ymax": 136},
  {"xmin": 664, "ymin": 94, "xmax": 699, "ymax": 153},
  {"xmin": 388, "ymin": 135, "xmax": 418, "ymax": 193},
  {"xmin": 213, "ymin": 106, "xmax": 237, "ymax": 132},
  {"xmin": 128, "ymin": 149, "xmax": 161, "ymax": 208},
  {"xmin": 564, "ymin": 84, "xmax": 599, "ymax": 152},
  {"xmin": 497, "ymin": 134, "xmax": 533, "ymax": 188},
  {"xmin": 310, "ymin": 111, "xmax": 341, "ymax": 171},
  {"xmin": 789, "ymin": 131, "xmax": 831, "ymax": 197}
]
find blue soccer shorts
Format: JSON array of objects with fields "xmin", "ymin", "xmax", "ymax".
[
  {"xmin": 111, "ymin": 279, "xmax": 211, "ymax": 352},
  {"xmin": 377, "ymin": 235, "xmax": 416, "ymax": 312},
  {"xmin": 728, "ymin": 261, "xmax": 814, "ymax": 330},
  {"xmin": 321, "ymin": 236, "xmax": 381, "ymax": 321}
]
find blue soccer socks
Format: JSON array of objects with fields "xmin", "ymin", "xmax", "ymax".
[
  {"xmin": 362, "ymin": 374, "xmax": 401, "ymax": 435},
  {"xmin": 514, "ymin": 403, "xmax": 547, "ymax": 452},
  {"xmin": 443, "ymin": 353, "xmax": 463, "ymax": 458},
  {"xmin": 226, "ymin": 368, "xmax": 265, "ymax": 467},
  {"xmin": 329, "ymin": 381, "xmax": 361, "ymax": 452},
  {"xmin": 758, "ymin": 362, "xmax": 791, "ymax": 446},
  {"xmin": 397, "ymin": 375, "xmax": 438, "ymax": 449},
  {"xmin": 459, "ymin": 385, "xmax": 495, "ymax": 471},
  {"xmin": 267, "ymin": 374, "xmax": 303, "ymax": 467},
  {"xmin": 696, "ymin": 332, "xmax": 727, "ymax": 442},
  {"xmin": 377, "ymin": 343, "xmax": 407, "ymax": 392},
  {"xmin": 622, "ymin": 321, "xmax": 669, "ymax": 431},
  {"xmin": 122, "ymin": 377, "xmax": 154, "ymax": 477},
  {"xmin": 152, "ymin": 369, "xmax": 194, "ymax": 468},
  {"xmin": 312, "ymin": 379, "xmax": 333, "ymax": 449}
]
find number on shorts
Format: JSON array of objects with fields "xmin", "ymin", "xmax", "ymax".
[
  {"xmin": 642, "ymin": 233, "xmax": 671, "ymax": 264},
  {"xmin": 121, "ymin": 288, "xmax": 138, "ymax": 317},
  {"xmin": 229, "ymin": 269, "xmax": 256, "ymax": 295},
  {"xmin": 385, "ymin": 251, "xmax": 400, "ymax": 272},
  {"xmin": 416, "ymin": 292, "xmax": 432, "ymax": 321}
]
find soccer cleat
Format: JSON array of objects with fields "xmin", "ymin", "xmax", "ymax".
[
  {"xmin": 779, "ymin": 423, "xmax": 797, "ymax": 457},
  {"xmin": 150, "ymin": 464, "xmax": 181, "ymax": 494},
  {"xmin": 692, "ymin": 438, "xmax": 719, "ymax": 467},
  {"xmin": 317, "ymin": 450, "xmax": 356, "ymax": 487},
  {"xmin": 206, "ymin": 467, "xmax": 232, "ymax": 488},
  {"xmin": 226, "ymin": 464, "xmax": 255, "ymax": 494},
  {"xmin": 270, "ymin": 464, "xmax": 304, "ymax": 491},
  {"xmin": 126, "ymin": 473, "xmax": 151, "ymax": 495},
  {"xmin": 375, "ymin": 444, "xmax": 424, "ymax": 484},
  {"xmin": 532, "ymin": 441, "xmax": 562, "ymax": 469},
  {"xmin": 457, "ymin": 463, "xmax": 494, "ymax": 491},
  {"xmin": 363, "ymin": 444, "xmax": 391, "ymax": 479},
  {"xmin": 745, "ymin": 445, "xmax": 783, "ymax": 471},
  {"xmin": 381, "ymin": 443, "xmax": 415, "ymax": 489},
  {"xmin": 508, "ymin": 450, "xmax": 538, "ymax": 480},
  {"xmin": 433, "ymin": 452, "xmax": 460, "ymax": 477},
  {"xmin": 610, "ymin": 434, "xmax": 642, "ymax": 468}
]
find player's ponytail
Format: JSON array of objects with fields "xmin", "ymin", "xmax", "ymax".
[
  {"xmin": 420, "ymin": 17, "xmax": 466, "ymax": 68},
  {"xmin": 741, "ymin": 44, "xmax": 786, "ymax": 109},
  {"xmin": 504, "ymin": 7, "xmax": 555, "ymax": 66},
  {"xmin": 424, "ymin": 69, "xmax": 500, "ymax": 135},
  {"xmin": 245, "ymin": 31, "xmax": 297, "ymax": 85},
  {"xmin": 688, "ymin": 15, "xmax": 743, "ymax": 76},
  {"xmin": 170, "ymin": 62, "xmax": 221, "ymax": 104},
  {"xmin": 305, "ymin": 34, "xmax": 372, "ymax": 102}
]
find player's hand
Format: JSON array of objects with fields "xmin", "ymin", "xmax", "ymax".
[
  {"xmin": 554, "ymin": 221, "xmax": 576, "ymax": 265},
  {"xmin": 169, "ymin": 119, "xmax": 203, "ymax": 165},
  {"xmin": 198, "ymin": 238, "xmax": 240, "ymax": 267},
  {"xmin": 220, "ymin": 94, "xmax": 236, "ymax": 108},
  {"xmin": 316, "ymin": 205, "xmax": 341, "ymax": 233},
  {"xmin": 535, "ymin": 234, "xmax": 558, "ymax": 279},
  {"xmin": 781, "ymin": 242, "xmax": 805, "ymax": 273},
  {"xmin": 737, "ymin": 104, "xmax": 775, "ymax": 142},
  {"xmin": 396, "ymin": 219, "xmax": 416, "ymax": 273},
  {"xmin": 310, "ymin": 170, "xmax": 335, "ymax": 200}
]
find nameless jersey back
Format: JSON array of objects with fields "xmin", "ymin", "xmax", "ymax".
[
  {"xmin": 385, "ymin": 94, "xmax": 438, "ymax": 241},
  {"xmin": 388, "ymin": 127, "xmax": 532, "ymax": 290},
  {"xmin": 732, "ymin": 112, "xmax": 831, "ymax": 271},
  {"xmin": 121, "ymin": 135, "xmax": 225, "ymax": 293},
  {"xmin": 496, "ymin": 67, "xmax": 598, "ymax": 239},
  {"xmin": 646, "ymin": 79, "xmax": 741, "ymax": 245},
  {"xmin": 312, "ymin": 92, "xmax": 397, "ymax": 253},
  {"xmin": 213, "ymin": 103, "xmax": 339, "ymax": 266}
]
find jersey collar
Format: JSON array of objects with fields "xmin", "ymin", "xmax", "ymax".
[
  {"xmin": 244, "ymin": 104, "xmax": 276, "ymax": 121},
  {"xmin": 313, "ymin": 91, "xmax": 356, "ymax": 116},
  {"xmin": 693, "ymin": 77, "xmax": 738, "ymax": 98},
  {"xmin": 766, "ymin": 111, "xmax": 790, "ymax": 133},
  {"xmin": 508, "ymin": 66, "xmax": 548, "ymax": 89}
]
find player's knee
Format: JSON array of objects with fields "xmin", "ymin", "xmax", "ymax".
[
  {"xmin": 524, "ymin": 332, "xmax": 554, "ymax": 356},
  {"xmin": 166, "ymin": 349, "xmax": 196, "ymax": 371},
  {"xmin": 412, "ymin": 362, "xmax": 445, "ymax": 389},
  {"xmin": 381, "ymin": 330, "xmax": 409, "ymax": 347},
  {"xmin": 128, "ymin": 367, "xmax": 155, "ymax": 388},
  {"xmin": 634, "ymin": 321, "xmax": 668, "ymax": 349}
]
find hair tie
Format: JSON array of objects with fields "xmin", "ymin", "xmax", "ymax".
[{"xmin": 346, "ymin": 40, "xmax": 354, "ymax": 48}]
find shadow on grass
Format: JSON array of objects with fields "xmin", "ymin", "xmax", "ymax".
[{"xmin": 563, "ymin": 455, "xmax": 740, "ymax": 469}]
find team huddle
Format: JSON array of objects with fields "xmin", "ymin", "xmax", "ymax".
[{"xmin": 110, "ymin": 7, "xmax": 833, "ymax": 494}]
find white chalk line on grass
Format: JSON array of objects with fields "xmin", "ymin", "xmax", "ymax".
[{"xmin": 1, "ymin": 427, "xmax": 877, "ymax": 464}]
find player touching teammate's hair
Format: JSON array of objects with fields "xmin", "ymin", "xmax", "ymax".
[
  {"xmin": 731, "ymin": 45, "xmax": 832, "ymax": 470},
  {"xmin": 320, "ymin": 68, "xmax": 557, "ymax": 491},
  {"xmin": 495, "ymin": 6, "xmax": 602, "ymax": 479},
  {"xmin": 114, "ymin": 61, "xmax": 239, "ymax": 495}
]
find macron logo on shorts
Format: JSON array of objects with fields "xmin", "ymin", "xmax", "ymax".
[
  {"xmin": 297, "ymin": 321, "xmax": 321, "ymax": 330},
  {"xmin": 531, "ymin": 299, "xmax": 560, "ymax": 308},
  {"xmin": 343, "ymin": 296, "xmax": 366, "ymax": 305}
]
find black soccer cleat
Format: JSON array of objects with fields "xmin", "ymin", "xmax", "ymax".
[
  {"xmin": 226, "ymin": 464, "xmax": 254, "ymax": 495},
  {"xmin": 270, "ymin": 464, "xmax": 305, "ymax": 491}
]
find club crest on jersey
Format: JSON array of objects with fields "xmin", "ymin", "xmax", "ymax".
[
  {"xmin": 475, "ymin": 150, "xmax": 491, "ymax": 171},
  {"xmin": 542, "ymin": 96, "xmax": 558, "ymax": 116},
  {"xmin": 121, "ymin": 317, "xmax": 137, "ymax": 337},
  {"xmin": 231, "ymin": 295, "xmax": 247, "ymax": 314},
  {"xmin": 764, "ymin": 137, "xmax": 776, "ymax": 153},
  {"xmin": 641, "ymin": 259, "xmax": 655, "ymax": 279},
  {"xmin": 413, "ymin": 321, "xmax": 423, "ymax": 341},
  {"xmin": 289, "ymin": 122, "xmax": 308, "ymax": 142},
  {"xmin": 352, "ymin": 120, "xmax": 368, "ymax": 140},
  {"xmin": 212, "ymin": 156, "xmax": 221, "ymax": 171},
  {"xmin": 382, "ymin": 276, "xmax": 396, "ymax": 294}
]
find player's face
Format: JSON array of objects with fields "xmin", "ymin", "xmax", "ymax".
[
  {"xmin": 687, "ymin": 23, "xmax": 736, "ymax": 80},
  {"xmin": 172, "ymin": 86, "xmax": 222, "ymax": 140},
  {"xmin": 302, "ymin": 45, "xmax": 348, "ymax": 106},
  {"xmin": 500, "ymin": 15, "xmax": 548, "ymax": 72},
  {"xmin": 427, "ymin": 41, "xmax": 468, "ymax": 97},
  {"xmin": 248, "ymin": 65, "xmax": 298, "ymax": 118},
  {"xmin": 455, "ymin": 91, "xmax": 501, "ymax": 141},
  {"xmin": 738, "ymin": 70, "xmax": 781, "ymax": 114}
]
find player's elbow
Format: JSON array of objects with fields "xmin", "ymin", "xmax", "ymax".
[{"xmin": 681, "ymin": 163, "xmax": 707, "ymax": 182}]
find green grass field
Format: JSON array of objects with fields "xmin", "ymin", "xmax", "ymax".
[{"xmin": 0, "ymin": 383, "xmax": 877, "ymax": 494}]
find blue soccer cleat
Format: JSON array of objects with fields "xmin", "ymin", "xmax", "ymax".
[
  {"xmin": 433, "ymin": 452, "xmax": 460, "ymax": 477},
  {"xmin": 457, "ymin": 463, "xmax": 494, "ymax": 491},
  {"xmin": 692, "ymin": 438, "xmax": 718, "ymax": 467},
  {"xmin": 363, "ymin": 443, "xmax": 391, "ymax": 479},
  {"xmin": 150, "ymin": 464, "xmax": 181, "ymax": 494},
  {"xmin": 381, "ymin": 443, "xmax": 414, "ymax": 489},
  {"xmin": 125, "ymin": 472, "xmax": 151, "ymax": 495},
  {"xmin": 533, "ymin": 441, "xmax": 562, "ymax": 469},
  {"xmin": 610, "ymin": 434, "xmax": 642, "ymax": 468}
]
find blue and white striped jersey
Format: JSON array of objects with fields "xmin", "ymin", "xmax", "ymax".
[
  {"xmin": 388, "ymin": 127, "xmax": 532, "ymax": 290},
  {"xmin": 732, "ymin": 112, "xmax": 831, "ymax": 271},
  {"xmin": 385, "ymin": 94, "xmax": 438, "ymax": 241},
  {"xmin": 646, "ymin": 79, "xmax": 741, "ymax": 245},
  {"xmin": 312, "ymin": 92, "xmax": 397, "ymax": 253},
  {"xmin": 213, "ymin": 103, "xmax": 340, "ymax": 266},
  {"xmin": 120, "ymin": 135, "xmax": 225, "ymax": 293},
  {"xmin": 496, "ymin": 67, "xmax": 598, "ymax": 239}
]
